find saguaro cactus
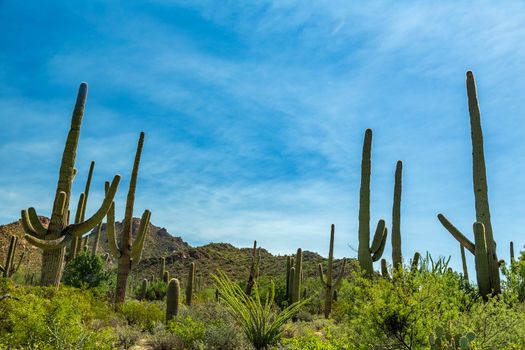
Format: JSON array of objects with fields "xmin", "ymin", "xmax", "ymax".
[
  {"xmin": 139, "ymin": 279, "xmax": 148, "ymax": 300},
  {"xmin": 106, "ymin": 132, "xmax": 151, "ymax": 307},
  {"xmin": 285, "ymin": 256, "xmax": 294, "ymax": 303},
  {"xmin": 160, "ymin": 257, "xmax": 166, "ymax": 280},
  {"xmin": 291, "ymin": 248, "xmax": 303, "ymax": 304},
  {"xmin": 318, "ymin": 224, "xmax": 346, "ymax": 318},
  {"xmin": 357, "ymin": 129, "xmax": 388, "ymax": 276},
  {"xmin": 392, "ymin": 160, "xmax": 403, "ymax": 269},
  {"xmin": 380, "ymin": 259, "xmax": 389, "ymax": 278},
  {"xmin": 0, "ymin": 236, "xmax": 19, "ymax": 278},
  {"xmin": 69, "ymin": 161, "xmax": 95, "ymax": 261},
  {"xmin": 166, "ymin": 278, "xmax": 180, "ymax": 321},
  {"xmin": 510, "ymin": 241, "xmax": 515, "ymax": 264},
  {"xmin": 410, "ymin": 252, "xmax": 420, "ymax": 273},
  {"xmin": 91, "ymin": 224, "xmax": 101, "ymax": 256},
  {"xmin": 460, "ymin": 244, "xmax": 469, "ymax": 281},
  {"xmin": 20, "ymin": 83, "xmax": 121, "ymax": 286},
  {"xmin": 163, "ymin": 271, "xmax": 170, "ymax": 283},
  {"xmin": 186, "ymin": 262, "xmax": 195, "ymax": 306},
  {"xmin": 288, "ymin": 266, "xmax": 296, "ymax": 305},
  {"xmin": 437, "ymin": 71, "xmax": 501, "ymax": 296},
  {"xmin": 246, "ymin": 240, "xmax": 261, "ymax": 295}
]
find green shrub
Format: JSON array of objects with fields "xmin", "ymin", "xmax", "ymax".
[
  {"xmin": 120, "ymin": 300, "xmax": 164, "ymax": 332},
  {"xmin": 167, "ymin": 315, "xmax": 206, "ymax": 347},
  {"xmin": 0, "ymin": 281, "xmax": 118, "ymax": 349},
  {"xmin": 143, "ymin": 280, "xmax": 168, "ymax": 301},
  {"xmin": 62, "ymin": 252, "xmax": 110, "ymax": 289}
]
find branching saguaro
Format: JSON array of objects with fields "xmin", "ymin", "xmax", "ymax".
[
  {"xmin": 318, "ymin": 224, "xmax": 346, "ymax": 318},
  {"xmin": 437, "ymin": 71, "xmax": 501, "ymax": 297},
  {"xmin": 20, "ymin": 83, "xmax": 120, "ymax": 286},
  {"xmin": 357, "ymin": 129, "xmax": 388, "ymax": 276},
  {"xmin": 106, "ymin": 132, "xmax": 151, "ymax": 307}
]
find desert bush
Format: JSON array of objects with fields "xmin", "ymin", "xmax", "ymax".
[
  {"xmin": 0, "ymin": 281, "xmax": 118, "ymax": 349},
  {"xmin": 167, "ymin": 315, "xmax": 206, "ymax": 347},
  {"xmin": 334, "ymin": 268, "xmax": 476, "ymax": 349},
  {"xmin": 114, "ymin": 325, "xmax": 143, "ymax": 349},
  {"xmin": 149, "ymin": 329, "xmax": 185, "ymax": 350},
  {"xmin": 120, "ymin": 300, "xmax": 164, "ymax": 332},
  {"xmin": 62, "ymin": 252, "xmax": 111, "ymax": 289}
]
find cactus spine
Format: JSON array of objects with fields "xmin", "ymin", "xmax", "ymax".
[
  {"xmin": 291, "ymin": 248, "xmax": 303, "ymax": 304},
  {"xmin": 357, "ymin": 129, "xmax": 388, "ymax": 276},
  {"xmin": 246, "ymin": 240, "xmax": 261, "ymax": 295},
  {"xmin": 20, "ymin": 83, "xmax": 121, "ymax": 286},
  {"xmin": 1, "ymin": 236, "xmax": 19, "ymax": 278},
  {"xmin": 106, "ymin": 132, "xmax": 151, "ymax": 307},
  {"xmin": 460, "ymin": 244, "xmax": 469, "ymax": 281},
  {"xmin": 186, "ymin": 262, "xmax": 195, "ymax": 306},
  {"xmin": 392, "ymin": 160, "xmax": 403, "ymax": 269},
  {"xmin": 437, "ymin": 71, "xmax": 501, "ymax": 297},
  {"xmin": 318, "ymin": 224, "xmax": 346, "ymax": 318},
  {"xmin": 166, "ymin": 278, "xmax": 180, "ymax": 321}
]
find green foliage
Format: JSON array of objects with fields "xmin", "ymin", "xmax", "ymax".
[
  {"xmin": 120, "ymin": 300, "xmax": 164, "ymax": 332},
  {"xmin": 139, "ymin": 279, "xmax": 168, "ymax": 301},
  {"xmin": 214, "ymin": 270, "xmax": 308, "ymax": 350},
  {"xmin": 167, "ymin": 315, "xmax": 206, "ymax": 347},
  {"xmin": 0, "ymin": 280, "xmax": 119, "ymax": 349},
  {"xmin": 62, "ymin": 252, "xmax": 110, "ymax": 288}
]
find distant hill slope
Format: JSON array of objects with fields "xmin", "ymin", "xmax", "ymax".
[{"xmin": 0, "ymin": 217, "xmax": 351, "ymax": 286}]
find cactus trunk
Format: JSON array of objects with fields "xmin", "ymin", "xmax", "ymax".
[
  {"xmin": 291, "ymin": 248, "xmax": 303, "ymax": 304},
  {"xmin": 186, "ymin": 262, "xmax": 195, "ymax": 306},
  {"xmin": 392, "ymin": 161, "xmax": 403, "ymax": 269},
  {"xmin": 358, "ymin": 129, "xmax": 373, "ymax": 275},
  {"xmin": 166, "ymin": 278, "xmax": 180, "ymax": 321},
  {"xmin": 466, "ymin": 71, "xmax": 501, "ymax": 294}
]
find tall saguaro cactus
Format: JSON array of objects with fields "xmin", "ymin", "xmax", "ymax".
[
  {"xmin": 107, "ymin": 132, "xmax": 151, "ymax": 307},
  {"xmin": 357, "ymin": 129, "xmax": 388, "ymax": 276},
  {"xmin": 460, "ymin": 244, "xmax": 469, "ymax": 281},
  {"xmin": 291, "ymin": 248, "xmax": 303, "ymax": 304},
  {"xmin": 246, "ymin": 240, "xmax": 261, "ymax": 295},
  {"xmin": 318, "ymin": 225, "xmax": 346, "ymax": 318},
  {"xmin": 437, "ymin": 71, "xmax": 501, "ymax": 296},
  {"xmin": 20, "ymin": 83, "xmax": 121, "ymax": 286},
  {"xmin": 186, "ymin": 262, "xmax": 195, "ymax": 306},
  {"xmin": 285, "ymin": 256, "xmax": 295, "ymax": 303},
  {"xmin": 392, "ymin": 160, "xmax": 403, "ymax": 269}
]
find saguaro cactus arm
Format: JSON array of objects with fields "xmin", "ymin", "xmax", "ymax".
[
  {"xmin": 333, "ymin": 259, "xmax": 347, "ymax": 289},
  {"xmin": 106, "ymin": 201, "xmax": 120, "ymax": 258},
  {"xmin": 67, "ymin": 175, "xmax": 121, "ymax": 237},
  {"xmin": 437, "ymin": 214, "xmax": 475, "ymax": 254},
  {"xmin": 20, "ymin": 210, "xmax": 40, "ymax": 237},
  {"xmin": 24, "ymin": 234, "xmax": 69, "ymax": 250},
  {"xmin": 27, "ymin": 208, "xmax": 47, "ymax": 236},
  {"xmin": 131, "ymin": 210, "xmax": 151, "ymax": 268},
  {"xmin": 371, "ymin": 225, "xmax": 388, "ymax": 262},
  {"xmin": 318, "ymin": 263, "xmax": 327, "ymax": 287}
]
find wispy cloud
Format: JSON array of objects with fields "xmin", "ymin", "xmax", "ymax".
[{"xmin": 2, "ymin": 1, "xmax": 525, "ymax": 273}]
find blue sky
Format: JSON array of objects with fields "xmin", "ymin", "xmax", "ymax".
[{"xmin": 2, "ymin": 1, "xmax": 525, "ymax": 274}]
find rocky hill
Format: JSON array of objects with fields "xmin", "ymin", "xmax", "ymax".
[{"xmin": 0, "ymin": 217, "xmax": 351, "ymax": 286}]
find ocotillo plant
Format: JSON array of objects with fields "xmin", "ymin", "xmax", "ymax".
[
  {"xmin": 437, "ymin": 71, "xmax": 501, "ymax": 296},
  {"xmin": 106, "ymin": 132, "xmax": 151, "ymax": 307},
  {"xmin": 186, "ymin": 262, "xmax": 195, "ymax": 306},
  {"xmin": 0, "ymin": 236, "xmax": 19, "ymax": 278},
  {"xmin": 392, "ymin": 160, "xmax": 403, "ymax": 269},
  {"xmin": 20, "ymin": 83, "xmax": 121, "ymax": 286},
  {"xmin": 318, "ymin": 224, "xmax": 346, "ymax": 318},
  {"xmin": 291, "ymin": 248, "xmax": 303, "ymax": 304},
  {"xmin": 166, "ymin": 278, "xmax": 180, "ymax": 321},
  {"xmin": 460, "ymin": 244, "xmax": 469, "ymax": 281},
  {"xmin": 69, "ymin": 160, "xmax": 95, "ymax": 261},
  {"xmin": 246, "ymin": 240, "xmax": 261, "ymax": 295},
  {"xmin": 357, "ymin": 129, "xmax": 388, "ymax": 276}
]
